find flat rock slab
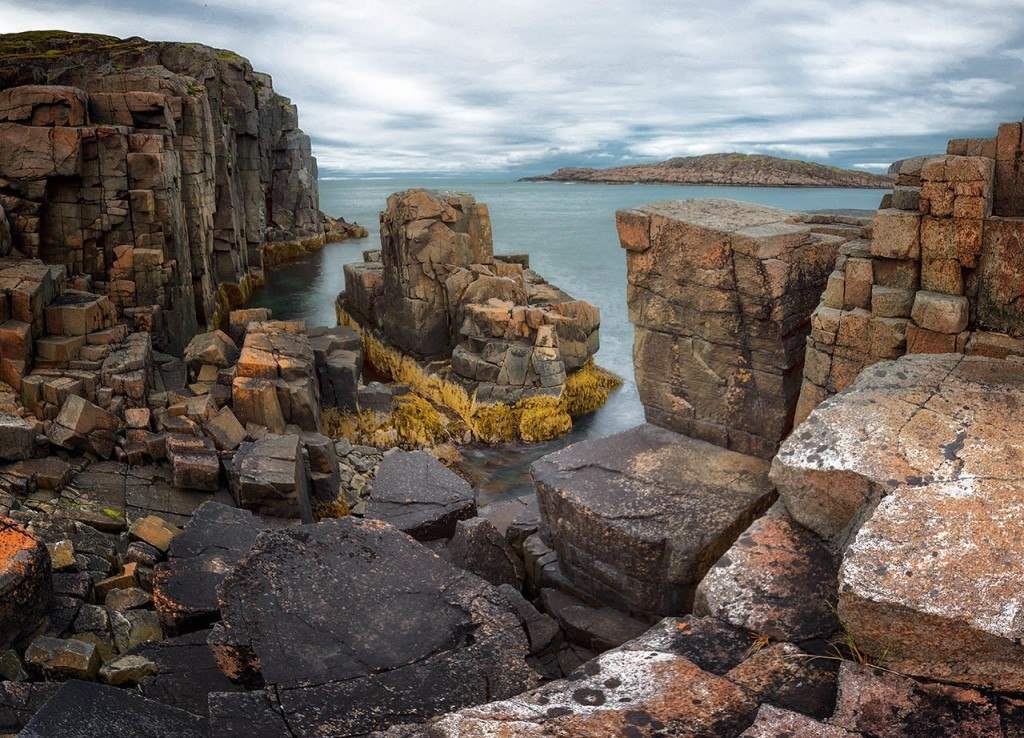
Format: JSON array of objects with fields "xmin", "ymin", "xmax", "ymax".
[
  {"xmin": 134, "ymin": 629, "xmax": 245, "ymax": 718},
  {"xmin": 772, "ymin": 354, "xmax": 1024, "ymax": 546},
  {"xmin": 740, "ymin": 705, "xmax": 858, "ymax": 737},
  {"xmin": 209, "ymin": 517, "xmax": 537, "ymax": 736},
  {"xmin": 694, "ymin": 500, "xmax": 839, "ymax": 642},
  {"xmin": 17, "ymin": 679, "xmax": 206, "ymax": 737},
  {"xmin": 840, "ymin": 477, "xmax": 1024, "ymax": 691},
  {"xmin": 364, "ymin": 449, "xmax": 476, "ymax": 540},
  {"xmin": 532, "ymin": 424, "xmax": 775, "ymax": 618},
  {"xmin": 153, "ymin": 502, "xmax": 268, "ymax": 631}
]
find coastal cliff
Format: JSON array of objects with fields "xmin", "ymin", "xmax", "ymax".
[
  {"xmin": 0, "ymin": 31, "xmax": 336, "ymax": 351},
  {"xmin": 523, "ymin": 152, "xmax": 894, "ymax": 188}
]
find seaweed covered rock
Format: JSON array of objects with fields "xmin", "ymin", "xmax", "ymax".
[{"xmin": 208, "ymin": 517, "xmax": 538, "ymax": 736}]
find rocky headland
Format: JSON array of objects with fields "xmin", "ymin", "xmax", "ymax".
[
  {"xmin": 0, "ymin": 27, "xmax": 1020, "ymax": 738},
  {"xmin": 522, "ymin": 152, "xmax": 895, "ymax": 188}
]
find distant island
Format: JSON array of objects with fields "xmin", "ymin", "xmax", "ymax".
[{"xmin": 521, "ymin": 152, "xmax": 895, "ymax": 188}]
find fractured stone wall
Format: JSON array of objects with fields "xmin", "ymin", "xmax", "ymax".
[
  {"xmin": 0, "ymin": 33, "xmax": 324, "ymax": 354},
  {"xmin": 795, "ymin": 119, "xmax": 1024, "ymax": 423}
]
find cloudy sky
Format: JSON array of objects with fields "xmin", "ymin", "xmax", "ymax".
[{"xmin": 3, "ymin": 0, "xmax": 1024, "ymax": 174}]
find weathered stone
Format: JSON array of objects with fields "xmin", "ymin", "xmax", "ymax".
[
  {"xmin": 231, "ymin": 376, "xmax": 286, "ymax": 433},
  {"xmin": 209, "ymin": 517, "xmax": 538, "ymax": 736},
  {"xmin": 98, "ymin": 653, "xmax": 158, "ymax": 685},
  {"xmin": 135, "ymin": 628, "xmax": 245, "ymax": 718},
  {"xmin": 165, "ymin": 433, "xmax": 220, "ymax": 491},
  {"xmin": 46, "ymin": 394, "xmax": 119, "ymax": 458},
  {"xmin": 830, "ymin": 661, "xmax": 1009, "ymax": 737},
  {"xmin": 741, "ymin": 705, "xmax": 857, "ymax": 737},
  {"xmin": 534, "ymin": 424, "xmax": 775, "ymax": 618},
  {"xmin": 448, "ymin": 517, "xmax": 524, "ymax": 588},
  {"xmin": 0, "ymin": 517, "xmax": 51, "ymax": 649},
  {"xmin": 694, "ymin": 501, "xmax": 839, "ymax": 642},
  {"xmin": 230, "ymin": 433, "xmax": 313, "ymax": 520},
  {"xmin": 365, "ymin": 449, "xmax": 476, "ymax": 540},
  {"xmin": 773, "ymin": 354, "xmax": 1024, "ymax": 546},
  {"xmin": 18, "ymin": 679, "xmax": 206, "ymax": 738},
  {"xmin": 128, "ymin": 514, "xmax": 180, "ymax": 553},
  {"xmin": 840, "ymin": 476, "xmax": 1024, "ymax": 691},
  {"xmin": 111, "ymin": 608, "xmax": 162, "ymax": 653},
  {"xmin": 154, "ymin": 501, "xmax": 267, "ymax": 631},
  {"xmin": 0, "ymin": 681, "xmax": 58, "ymax": 734},
  {"xmin": 617, "ymin": 199, "xmax": 847, "ymax": 457},
  {"xmin": 104, "ymin": 586, "xmax": 151, "ymax": 612},
  {"xmin": 0, "ymin": 411, "xmax": 35, "ymax": 460},
  {"xmin": 540, "ymin": 587, "xmax": 648, "ymax": 652},
  {"xmin": 24, "ymin": 635, "xmax": 100, "ymax": 680},
  {"xmin": 202, "ymin": 406, "xmax": 246, "ymax": 450},
  {"xmin": 910, "ymin": 290, "xmax": 969, "ymax": 334}
]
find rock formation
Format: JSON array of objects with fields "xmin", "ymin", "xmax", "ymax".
[
  {"xmin": 0, "ymin": 31, "xmax": 329, "ymax": 352},
  {"xmin": 796, "ymin": 120, "xmax": 1024, "ymax": 422},
  {"xmin": 523, "ymin": 152, "xmax": 895, "ymax": 188},
  {"xmin": 616, "ymin": 198, "xmax": 861, "ymax": 457},
  {"xmin": 343, "ymin": 189, "xmax": 600, "ymax": 403}
]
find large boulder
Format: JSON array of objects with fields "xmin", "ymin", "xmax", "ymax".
[
  {"xmin": 0, "ymin": 516, "xmax": 52, "ymax": 650},
  {"xmin": 772, "ymin": 353, "xmax": 1024, "ymax": 546},
  {"xmin": 364, "ymin": 449, "xmax": 476, "ymax": 540},
  {"xmin": 229, "ymin": 433, "xmax": 313, "ymax": 521},
  {"xmin": 616, "ymin": 199, "xmax": 849, "ymax": 458},
  {"xmin": 207, "ymin": 517, "xmax": 538, "ymax": 736},
  {"xmin": 533, "ymin": 424, "xmax": 775, "ymax": 619}
]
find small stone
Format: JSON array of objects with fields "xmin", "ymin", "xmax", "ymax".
[
  {"xmin": 46, "ymin": 539, "xmax": 77, "ymax": 571},
  {"xmin": 99, "ymin": 654, "xmax": 158, "ymax": 686},
  {"xmin": 0, "ymin": 649, "xmax": 27, "ymax": 681},
  {"xmin": 111, "ymin": 608, "xmax": 163, "ymax": 653},
  {"xmin": 94, "ymin": 563, "xmax": 137, "ymax": 602},
  {"xmin": 129, "ymin": 515, "xmax": 181, "ymax": 552},
  {"xmin": 105, "ymin": 586, "xmax": 151, "ymax": 612},
  {"xmin": 911, "ymin": 290, "xmax": 969, "ymax": 334}
]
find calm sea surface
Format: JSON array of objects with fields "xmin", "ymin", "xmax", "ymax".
[{"xmin": 251, "ymin": 176, "xmax": 883, "ymax": 503}]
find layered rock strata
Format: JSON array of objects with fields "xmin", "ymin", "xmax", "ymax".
[
  {"xmin": 796, "ymin": 118, "xmax": 1024, "ymax": 422},
  {"xmin": 0, "ymin": 32, "xmax": 326, "ymax": 351},
  {"xmin": 343, "ymin": 189, "xmax": 600, "ymax": 402},
  {"xmin": 616, "ymin": 199, "xmax": 857, "ymax": 458}
]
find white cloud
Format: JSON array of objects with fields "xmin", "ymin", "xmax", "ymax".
[{"xmin": 1, "ymin": 0, "xmax": 1022, "ymax": 171}]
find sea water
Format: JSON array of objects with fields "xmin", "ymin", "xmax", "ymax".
[{"xmin": 251, "ymin": 175, "xmax": 884, "ymax": 503}]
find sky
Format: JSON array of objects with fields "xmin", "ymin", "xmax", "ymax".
[{"xmin": 2, "ymin": 0, "xmax": 1024, "ymax": 175}]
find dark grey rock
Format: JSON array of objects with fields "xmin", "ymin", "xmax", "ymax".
[
  {"xmin": 539, "ymin": 588, "xmax": 648, "ymax": 652},
  {"xmin": 0, "ymin": 681, "xmax": 58, "ymax": 734},
  {"xmin": 532, "ymin": 424, "xmax": 776, "ymax": 619},
  {"xmin": 17, "ymin": 679, "xmax": 206, "ymax": 737},
  {"xmin": 208, "ymin": 517, "xmax": 537, "ymax": 736},
  {"xmin": 448, "ymin": 517, "xmax": 524, "ymax": 588},
  {"xmin": 153, "ymin": 502, "xmax": 268, "ymax": 632},
  {"xmin": 358, "ymin": 381, "xmax": 394, "ymax": 413},
  {"xmin": 364, "ymin": 449, "xmax": 476, "ymax": 540}
]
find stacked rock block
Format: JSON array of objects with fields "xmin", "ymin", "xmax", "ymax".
[
  {"xmin": 0, "ymin": 33, "xmax": 324, "ymax": 352},
  {"xmin": 796, "ymin": 119, "xmax": 1024, "ymax": 423},
  {"xmin": 343, "ymin": 189, "xmax": 600, "ymax": 402},
  {"xmin": 615, "ymin": 199, "xmax": 854, "ymax": 458}
]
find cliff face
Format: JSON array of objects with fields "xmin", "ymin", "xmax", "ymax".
[
  {"xmin": 525, "ymin": 152, "xmax": 894, "ymax": 188},
  {"xmin": 0, "ymin": 32, "xmax": 324, "ymax": 352}
]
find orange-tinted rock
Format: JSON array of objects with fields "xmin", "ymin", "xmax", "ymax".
[
  {"xmin": 695, "ymin": 501, "xmax": 839, "ymax": 642},
  {"xmin": 616, "ymin": 199, "xmax": 850, "ymax": 458},
  {"xmin": 773, "ymin": 354, "xmax": 1024, "ymax": 546},
  {"xmin": 0, "ymin": 516, "xmax": 51, "ymax": 648},
  {"xmin": 840, "ymin": 477, "xmax": 1024, "ymax": 691}
]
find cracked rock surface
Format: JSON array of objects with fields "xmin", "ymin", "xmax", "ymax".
[{"xmin": 209, "ymin": 516, "xmax": 538, "ymax": 736}]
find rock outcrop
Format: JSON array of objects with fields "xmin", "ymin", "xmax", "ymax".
[
  {"xmin": 342, "ymin": 189, "xmax": 600, "ymax": 403},
  {"xmin": 796, "ymin": 119, "xmax": 1024, "ymax": 422},
  {"xmin": 616, "ymin": 199, "xmax": 859, "ymax": 457},
  {"xmin": 523, "ymin": 152, "xmax": 895, "ymax": 188},
  {"xmin": 0, "ymin": 31, "xmax": 326, "ymax": 351}
]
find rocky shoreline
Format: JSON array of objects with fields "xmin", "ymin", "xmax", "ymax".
[{"xmin": 0, "ymin": 27, "xmax": 1022, "ymax": 738}]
